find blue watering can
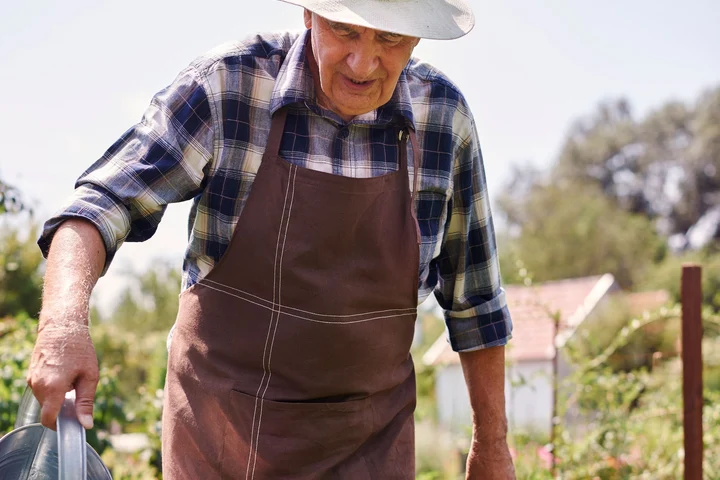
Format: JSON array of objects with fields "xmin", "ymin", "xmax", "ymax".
[{"xmin": 0, "ymin": 387, "xmax": 112, "ymax": 479}]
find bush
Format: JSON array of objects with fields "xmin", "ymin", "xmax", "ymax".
[
  {"xmin": 0, "ymin": 314, "xmax": 35, "ymax": 433},
  {"xmin": 638, "ymin": 250, "xmax": 720, "ymax": 312},
  {"xmin": 552, "ymin": 308, "xmax": 720, "ymax": 479},
  {"xmin": 0, "ymin": 315, "xmax": 162, "ymax": 478},
  {"xmin": 0, "ymin": 223, "xmax": 44, "ymax": 319}
]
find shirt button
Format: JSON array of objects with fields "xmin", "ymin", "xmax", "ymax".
[{"xmin": 338, "ymin": 127, "xmax": 349, "ymax": 139}]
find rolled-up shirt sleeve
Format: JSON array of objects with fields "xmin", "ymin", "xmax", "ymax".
[
  {"xmin": 434, "ymin": 121, "xmax": 513, "ymax": 352},
  {"xmin": 38, "ymin": 64, "xmax": 214, "ymax": 274}
]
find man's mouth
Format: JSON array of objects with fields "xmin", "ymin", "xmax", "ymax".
[{"xmin": 342, "ymin": 75, "xmax": 374, "ymax": 88}]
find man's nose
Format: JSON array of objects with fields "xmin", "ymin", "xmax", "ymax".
[{"xmin": 346, "ymin": 41, "xmax": 380, "ymax": 79}]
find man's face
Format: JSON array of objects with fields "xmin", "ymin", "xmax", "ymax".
[{"xmin": 304, "ymin": 11, "xmax": 420, "ymax": 121}]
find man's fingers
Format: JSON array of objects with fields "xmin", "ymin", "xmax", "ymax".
[
  {"xmin": 74, "ymin": 375, "xmax": 98, "ymax": 429},
  {"xmin": 28, "ymin": 321, "xmax": 99, "ymax": 430},
  {"xmin": 39, "ymin": 394, "xmax": 64, "ymax": 431}
]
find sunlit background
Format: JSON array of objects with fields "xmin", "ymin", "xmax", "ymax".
[{"xmin": 1, "ymin": 1, "xmax": 719, "ymax": 478}]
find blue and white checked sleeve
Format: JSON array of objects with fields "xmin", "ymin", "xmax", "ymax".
[
  {"xmin": 39, "ymin": 65, "xmax": 215, "ymax": 273},
  {"xmin": 434, "ymin": 122, "xmax": 513, "ymax": 352}
]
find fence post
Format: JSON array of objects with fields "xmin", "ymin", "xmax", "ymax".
[{"xmin": 681, "ymin": 264, "xmax": 703, "ymax": 480}]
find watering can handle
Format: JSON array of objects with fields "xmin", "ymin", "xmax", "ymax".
[{"xmin": 56, "ymin": 390, "xmax": 88, "ymax": 480}]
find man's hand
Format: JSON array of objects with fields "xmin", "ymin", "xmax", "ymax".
[
  {"xmin": 27, "ymin": 218, "xmax": 106, "ymax": 430},
  {"xmin": 459, "ymin": 345, "xmax": 516, "ymax": 480},
  {"xmin": 465, "ymin": 435, "xmax": 515, "ymax": 480},
  {"xmin": 27, "ymin": 318, "xmax": 99, "ymax": 430}
]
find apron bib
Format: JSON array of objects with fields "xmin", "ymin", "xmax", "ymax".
[{"xmin": 162, "ymin": 107, "xmax": 421, "ymax": 479}]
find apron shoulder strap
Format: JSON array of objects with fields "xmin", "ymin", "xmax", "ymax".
[{"xmin": 266, "ymin": 108, "xmax": 289, "ymax": 157}]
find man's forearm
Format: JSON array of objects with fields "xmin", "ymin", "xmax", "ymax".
[
  {"xmin": 459, "ymin": 345, "xmax": 508, "ymax": 441},
  {"xmin": 459, "ymin": 345, "xmax": 515, "ymax": 479},
  {"xmin": 40, "ymin": 218, "xmax": 106, "ymax": 327},
  {"xmin": 29, "ymin": 218, "xmax": 106, "ymax": 430}
]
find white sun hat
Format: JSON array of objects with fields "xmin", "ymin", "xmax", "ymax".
[{"xmin": 278, "ymin": 0, "xmax": 475, "ymax": 40}]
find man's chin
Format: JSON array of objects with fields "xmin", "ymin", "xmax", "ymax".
[{"xmin": 334, "ymin": 101, "xmax": 380, "ymax": 119}]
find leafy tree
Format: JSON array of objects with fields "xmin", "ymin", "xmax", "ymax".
[
  {"xmin": 0, "ymin": 179, "xmax": 28, "ymax": 215},
  {"xmin": 0, "ymin": 179, "xmax": 42, "ymax": 318},
  {"xmin": 550, "ymin": 85, "xmax": 720, "ymax": 242},
  {"xmin": 498, "ymin": 182, "xmax": 664, "ymax": 288},
  {"xmin": 497, "ymin": 85, "xmax": 720, "ymax": 289}
]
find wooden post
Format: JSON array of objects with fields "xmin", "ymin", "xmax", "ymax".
[
  {"xmin": 550, "ymin": 311, "xmax": 560, "ymax": 477},
  {"xmin": 681, "ymin": 264, "xmax": 703, "ymax": 480}
]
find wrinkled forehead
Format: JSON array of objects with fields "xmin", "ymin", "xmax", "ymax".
[{"xmin": 311, "ymin": 10, "xmax": 407, "ymax": 38}]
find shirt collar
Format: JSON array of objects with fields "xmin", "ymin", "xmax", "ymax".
[{"xmin": 270, "ymin": 29, "xmax": 416, "ymax": 129}]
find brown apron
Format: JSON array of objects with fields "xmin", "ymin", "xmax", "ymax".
[{"xmin": 162, "ymin": 106, "xmax": 421, "ymax": 479}]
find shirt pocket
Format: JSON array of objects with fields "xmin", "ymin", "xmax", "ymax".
[{"xmin": 415, "ymin": 190, "xmax": 449, "ymax": 261}]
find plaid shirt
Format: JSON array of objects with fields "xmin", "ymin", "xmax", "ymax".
[{"xmin": 39, "ymin": 30, "xmax": 512, "ymax": 352}]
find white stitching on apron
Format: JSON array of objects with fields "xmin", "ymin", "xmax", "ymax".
[
  {"xmin": 200, "ymin": 278, "xmax": 417, "ymax": 318},
  {"xmin": 251, "ymin": 164, "xmax": 298, "ymax": 480},
  {"xmin": 196, "ymin": 283, "xmax": 417, "ymax": 324},
  {"xmin": 245, "ymin": 164, "xmax": 295, "ymax": 480}
]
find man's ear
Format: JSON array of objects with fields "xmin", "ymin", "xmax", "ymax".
[{"xmin": 303, "ymin": 9, "xmax": 313, "ymax": 29}]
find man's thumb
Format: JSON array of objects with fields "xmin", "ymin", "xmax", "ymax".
[{"xmin": 74, "ymin": 378, "xmax": 97, "ymax": 430}]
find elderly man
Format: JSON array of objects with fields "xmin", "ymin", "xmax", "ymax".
[{"xmin": 29, "ymin": 0, "xmax": 515, "ymax": 478}]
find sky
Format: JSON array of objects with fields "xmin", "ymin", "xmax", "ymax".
[{"xmin": 1, "ymin": 0, "xmax": 719, "ymax": 313}]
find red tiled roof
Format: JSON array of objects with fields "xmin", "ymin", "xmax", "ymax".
[{"xmin": 424, "ymin": 274, "xmax": 616, "ymax": 365}]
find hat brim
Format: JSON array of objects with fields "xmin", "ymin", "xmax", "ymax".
[{"xmin": 278, "ymin": 0, "xmax": 475, "ymax": 40}]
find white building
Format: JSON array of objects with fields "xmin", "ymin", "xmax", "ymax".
[{"xmin": 422, "ymin": 274, "xmax": 622, "ymax": 438}]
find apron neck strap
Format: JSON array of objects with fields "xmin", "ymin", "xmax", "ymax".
[
  {"xmin": 399, "ymin": 126, "xmax": 422, "ymax": 243},
  {"xmin": 267, "ymin": 107, "xmax": 289, "ymax": 157},
  {"xmin": 269, "ymin": 108, "xmax": 420, "ymax": 206},
  {"xmin": 399, "ymin": 127, "xmax": 421, "ymax": 206},
  {"xmin": 408, "ymin": 130, "xmax": 420, "ymax": 200}
]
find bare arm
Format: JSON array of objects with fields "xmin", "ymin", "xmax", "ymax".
[
  {"xmin": 27, "ymin": 218, "xmax": 106, "ymax": 429},
  {"xmin": 459, "ymin": 345, "xmax": 516, "ymax": 480},
  {"xmin": 40, "ymin": 218, "xmax": 105, "ymax": 321}
]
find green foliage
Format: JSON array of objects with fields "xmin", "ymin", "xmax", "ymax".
[
  {"xmin": 99, "ymin": 383, "xmax": 164, "ymax": 479},
  {"xmin": 0, "ymin": 180, "xmax": 28, "ymax": 215},
  {"xmin": 498, "ymin": 85, "xmax": 720, "ymax": 292},
  {"xmin": 411, "ymin": 305, "xmax": 465, "ymax": 479},
  {"xmin": 0, "ymin": 313, "xmax": 163, "ymax": 478},
  {"xmin": 85, "ymin": 260, "xmax": 181, "ymax": 478},
  {"xmin": 0, "ymin": 316, "xmax": 126, "ymax": 453},
  {"xmin": 499, "ymin": 291, "xmax": 720, "ymax": 477},
  {"xmin": 0, "ymin": 221, "xmax": 44, "ymax": 318},
  {"xmin": 86, "ymin": 364, "xmax": 127, "ymax": 455},
  {"xmin": 89, "ymin": 323, "xmax": 167, "ymax": 478},
  {"xmin": 494, "ymin": 86, "xmax": 720, "ymax": 476},
  {"xmin": 568, "ymin": 296, "xmax": 679, "ymax": 372},
  {"xmin": 549, "ymin": 86, "xmax": 720, "ymax": 238},
  {"xmin": 412, "ymin": 304, "xmax": 445, "ymax": 422},
  {"xmin": 498, "ymin": 183, "xmax": 664, "ymax": 288},
  {"xmin": 550, "ymin": 307, "xmax": 720, "ymax": 479},
  {"xmin": 109, "ymin": 260, "xmax": 181, "ymax": 335},
  {"xmin": 414, "ymin": 421, "xmax": 463, "ymax": 479},
  {"xmin": 638, "ymin": 249, "xmax": 720, "ymax": 312},
  {"xmin": 510, "ymin": 433, "xmax": 554, "ymax": 479},
  {"xmin": 0, "ymin": 314, "xmax": 36, "ymax": 433},
  {"xmin": 92, "ymin": 323, "xmax": 168, "ymax": 400}
]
